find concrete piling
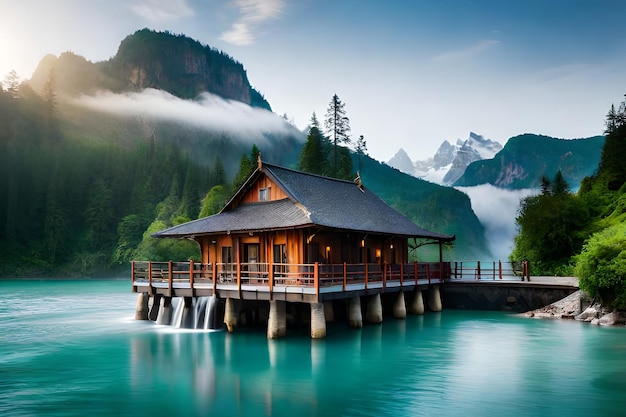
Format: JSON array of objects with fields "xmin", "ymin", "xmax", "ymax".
[
  {"xmin": 323, "ymin": 301, "xmax": 335, "ymax": 323},
  {"xmin": 310, "ymin": 302, "xmax": 327, "ymax": 339},
  {"xmin": 427, "ymin": 286, "xmax": 443, "ymax": 312},
  {"xmin": 267, "ymin": 300, "xmax": 287, "ymax": 339},
  {"xmin": 224, "ymin": 297, "xmax": 238, "ymax": 332},
  {"xmin": 148, "ymin": 294, "xmax": 161, "ymax": 321},
  {"xmin": 366, "ymin": 293, "xmax": 383, "ymax": 324},
  {"xmin": 408, "ymin": 290, "xmax": 425, "ymax": 315},
  {"xmin": 348, "ymin": 296, "xmax": 363, "ymax": 329},
  {"xmin": 393, "ymin": 291, "xmax": 407, "ymax": 319},
  {"xmin": 135, "ymin": 293, "xmax": 149, "ymax": 320}
]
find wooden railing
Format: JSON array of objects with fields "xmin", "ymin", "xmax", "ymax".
[
  {"xmin": 131, "ymin": 260, "xmax": 450, "ymax": 297},
  {"xmin": 449, "ymin": 260, "xmax": 530, "ymax": 281}
]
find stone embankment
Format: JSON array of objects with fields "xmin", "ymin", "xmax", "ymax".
[{"xmin": 521, "ymin": 290, "xmax": 626, "ymax": 326}]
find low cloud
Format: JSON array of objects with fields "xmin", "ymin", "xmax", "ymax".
[
  {"xmin": 130, "ymin": 0, "xmax": 194, "ymax": 23},
  {"xmin": 457, "ymin": 184, "xmax": 535, "ymax": 261},
  {"xmin": 75, "ymin": 88, "xmax": 294, "ymax": 140},
  {"xmin": 221, "ymin": 0, "xmax": 285, "ymax": 45}
]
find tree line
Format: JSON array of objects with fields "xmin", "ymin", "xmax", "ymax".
[
  {"xmin": 1, "ymin": 72, "xmax": 364, "ymax": 276},
  {"xmin": 512, "ymin": 95, "xmax": 626, "ymax": 308}
]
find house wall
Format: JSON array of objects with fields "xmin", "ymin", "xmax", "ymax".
[
  {"xmin": 198, "ymin": 229, "xmax": 409, "ymax": 267},
  {"xmin": 239, "ymin": 175, "xmax": 288, "ymax": 203}
]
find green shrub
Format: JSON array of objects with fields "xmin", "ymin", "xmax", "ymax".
[{"xmin": 576, "ymin": 223, "xmax": 626, "ymax": 308}]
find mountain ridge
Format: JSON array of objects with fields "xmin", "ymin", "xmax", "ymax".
[
  {"xmin": 454, "ymin": 134, "xmax": 605, "ymax": 189},
  {"xmin": 28, "ymin": 28, "xmax": 271, "ymax": 110}
]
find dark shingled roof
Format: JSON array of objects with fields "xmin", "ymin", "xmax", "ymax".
[{"xmin": 153, "ymin": 162, "xmax": 454, "ymax": 241}]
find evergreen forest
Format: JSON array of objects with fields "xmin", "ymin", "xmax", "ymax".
[{"xmin": 511, "ymin": 96, "xmax": 626, "ymax": 308}]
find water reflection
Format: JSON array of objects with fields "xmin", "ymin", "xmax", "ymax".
[{"xmin": 125, "ymin": 310, "xmax": 626, "ymax": 417}]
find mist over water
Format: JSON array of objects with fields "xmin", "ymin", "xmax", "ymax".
[{"xmin": 457, "ymin": 185, "xmax": 535, "ymax": 260}]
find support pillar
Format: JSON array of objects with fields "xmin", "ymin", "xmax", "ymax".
[
  {"xmin": 156, "ymin": 297, "xmax": 172, "ymax": 325},
  {"xmin": 310, "ymin": 302, "xmax": 326, "ymax": 339},
  {"xmin": 348, "ymin": 296, "xmax": 363, "ymax": 329},
  {"xmin": 224, "ymin": 297, "xmax": 238, "ymax": 333},
  {"xmin": 365, "ymin": 293, "xmax": 383, "ymax": 324},
  {"xmin": 408, "ymin": 290, "xmax": 425, "ymax": 315},
  {"xmin": 427, "ymin": 286, "xmax": 442, "ymax": 312},
  {"xmin": 135, "ymin": 293, "xmax": 149, "ymax": 320},
  {"xmin": 267, "ymin": 300, "xmax": 287, "ymax": 339},
  {"xmin": 393, "ymin": 291, "xmax": 407, "ymax": 319},
  {"xmin": 323, "ymin": 301, "xmax": 335, "ymax": 323},
  {"xmin": 148, "ymin": 294, "xmax": 162, "ymax": 321}
]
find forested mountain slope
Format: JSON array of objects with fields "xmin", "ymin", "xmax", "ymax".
[
  {"xmin": 357, "ymin": 156, "xmax": 489, "ymax": 260},
  {"xmin": 454, "ymin": 134, "xmax": 605, "ymax": 190},
  {"xmin": 1, "ymin": 29, "xmax": 490, "ymax": 276}
]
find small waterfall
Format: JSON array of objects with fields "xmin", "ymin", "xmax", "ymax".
[
  {"xmin": 171, "ymin": 297, "xmax": 185, "ymax": 328},
  {"xmin": 194, "ymin": 297, "xmax": 208, "ymax": 329},
  {"xmin": 155, "ymin": 297, "xmax": 172, "ymax": 326},
  {"xmin": 204, "ymin": 295, "xmax": 218, "ymax": 330}
]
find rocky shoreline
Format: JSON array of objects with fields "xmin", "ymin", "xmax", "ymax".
[{"xmin": 520, "ymin": 290, "xmax": 626, "ymax": 326}]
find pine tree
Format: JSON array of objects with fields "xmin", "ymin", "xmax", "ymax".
[
  {"xmin": 324, "ymin": 94, "xmax": 351, "ymax": 175},
  {"xmin": 43, "ymin": 68, "xmax": 60, "ymax": 142},
  {"xmin": 300, "ymin": 113, "xmax": 328, "ymax": 175},
  {"xmin": 356, "ymin": 134, "xmax": 367, "ymax": 172}
]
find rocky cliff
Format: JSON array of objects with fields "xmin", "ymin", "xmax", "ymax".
[
  {"xmin": 454, "ymin": 134, "xmax": 605, "ymax": 189},
  {"xmin": 29, "ymin": 29, "xmax": 271, "ymax": 110}
]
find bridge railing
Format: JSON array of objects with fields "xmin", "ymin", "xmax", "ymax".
[{"xmin": 449, "ymin": 260, "xmax": 529, "ymax": 281}]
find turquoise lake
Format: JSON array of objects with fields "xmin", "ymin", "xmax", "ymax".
[{"xmin": 1, "ymin": 279, "xmax": 625, "ymax": 417}]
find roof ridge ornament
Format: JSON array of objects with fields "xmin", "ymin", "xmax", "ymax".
[
  {"xmin": 354, "ymin": 172, "xmax": 364, "ymax": 192},
  {"xmin": 257, "ymin": 153, "xmax": 262, "ymax": 170}
]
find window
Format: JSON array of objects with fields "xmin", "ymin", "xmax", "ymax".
[{"xmin": 259, "ymin": 187, "xmax": 270, "ymax": 201}]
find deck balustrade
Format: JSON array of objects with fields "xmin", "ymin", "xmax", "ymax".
[{"xmin": 131, "ymin": 260, "xmax": 451, "ymax": 299}]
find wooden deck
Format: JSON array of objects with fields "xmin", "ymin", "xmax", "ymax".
[{"xmin": 131, "ymin": 260, "xmax": 451, "ymax": 303}]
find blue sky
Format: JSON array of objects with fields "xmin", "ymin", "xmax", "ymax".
[{"xmin": 2, "ymin": 0, "xmax": 626, "ymax": 161}]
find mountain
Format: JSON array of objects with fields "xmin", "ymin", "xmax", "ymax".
[
  {"xmin": 389, "ymin": 132, "xmax": 502, "ymax": 185},
  {"xmin": 387, "ymin": 148, "xmax": 415, "ymax": 175},
  {"xmin": 453, "ymin": 134, "xmax": 605, "ymax": 190},
  {"xmin": 28, "ymin": 29, "xmax": 271, "ymax": 110},
  {"xmin": 0, "ymin": 29, "xmax": 492, "ymax": 277},
  {"xmin": 442, "ymin": 132, "xmax": 502, "ymax": 184}
]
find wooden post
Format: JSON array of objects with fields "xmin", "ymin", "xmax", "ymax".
[
  {"xmin": 492, "ymin": 261, "xmax": 496, "ymax": 281},
  {"xmin": 167, "ymin": 260, "xmax": 173, "ymax": 297},
  {"xmin": 499, "ymin": 260, "xmax": 503, "ymax": 280},
  {"xmin": 269, "ymin": 256, "xmax": 274, "ymax": 296},
  {"xmin": 131, "ymin": 260, "xmax": 136, "ymax": 291},
  {"xmin": 365, "ymin": 261, "xmax": 369, "ymax": 290},
  {"xmin": 476, "ymin": 261, "xmax": 481, "ymax": 280},
  {"xmin": 426, "ymin": 263, "xmax": 431, "ymax": 284},
  {"xmin": 399, "ymin": 263, "xmax": 404, "ymax": 287},
  {"xmin": 414, "ymin": 262, "xmax": 418, "ymax": 285},
  {"xmin": 314, "ymin": 262, "xmax": 319, "ymax": 303},
  {"xmin": 236, "ymin": 245, "xmax": 242, "ymax": 298},
  {"xmin": 343, "ymin": 262, "xmax": 347, "ymax": 291},
  {"xmin": 212, "ymin": 262, "xmax": 217, "ymax": 293},
  {"xmin": 189, "ymin": 260, "xmax": 195, "ymax": 297},
  {"xmin": 148, "ymin": 262, "xmax": 153, "ymax": 296}
]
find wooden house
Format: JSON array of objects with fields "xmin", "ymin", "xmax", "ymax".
[{"xmin": 132, "ymin": 159, "xmax": 455, "ymax": 338}]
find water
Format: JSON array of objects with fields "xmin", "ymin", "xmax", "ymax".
[{"xmin": 1, "ymin": 279, "xmax": 626, "ymax": 417}]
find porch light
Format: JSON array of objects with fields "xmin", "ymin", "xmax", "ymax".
[
  {"xmin": 361, "ymin": 239, "xmax": 365, "ymax": 247},
  {"xmin": 375, "ymin": 248, "xmax": 381, "ymax": 258},
  {"xmin": 390, "ymin": 243, "xmax": 394, "ymax": 249}
]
